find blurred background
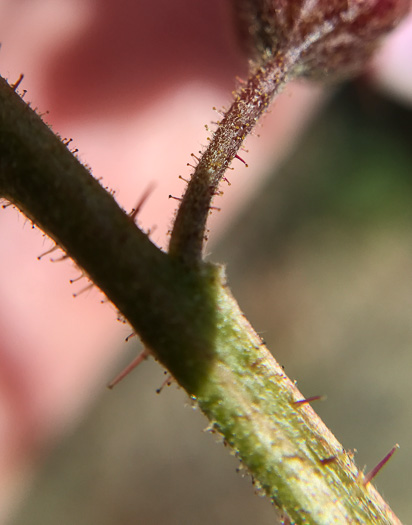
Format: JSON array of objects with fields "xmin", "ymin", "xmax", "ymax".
[
  {"xmin": 9, "ymin": 81, "xmax": 412, "ymax": 524},
  {"xmin": 1, "ymin": 1, "xmax": 412, "ymax": 524}
]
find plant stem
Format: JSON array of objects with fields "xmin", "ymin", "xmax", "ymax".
[
  {"xmin": 168, "ymin": 49, "xmax": 294, "ymax": 264},
  {"xmin": 0, "ymin": 74, "xmax": 402, "ymax": 524},
  {"xmin": 0, "ymin": 75, "xmax": 218, "ymax": 392}
]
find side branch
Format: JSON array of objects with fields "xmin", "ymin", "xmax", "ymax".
[{"xmin": 168, "ymin": 50, "xmax": 293, "ymax": 264}]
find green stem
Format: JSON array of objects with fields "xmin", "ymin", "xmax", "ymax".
[
  {"xmin": 0, "ymin": 75, "xmax": 216, "ymax": 392},
  {"xmin": 0, "ymin": 75, "xmax": 402, "ymax": 524}
]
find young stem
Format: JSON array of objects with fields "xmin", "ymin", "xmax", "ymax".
[{"xmin": 168, "ymin": 49, "xmax": 294, "ymax": 264}]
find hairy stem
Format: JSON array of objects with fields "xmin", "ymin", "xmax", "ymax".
[
  {"xmin": 169, "ymin": 49, "xmax": 294, "ymax": 264},
  {"xmin": 0, "ymin": 75, "xmax": 218, "ymax": 392},
  {"xmin": 0, "ymin": 74, "xmax": 402, "ymax": 524}
]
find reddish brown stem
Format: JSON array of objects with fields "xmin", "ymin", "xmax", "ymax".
[{"xmin": 168, "ymin": 49, "xmax": 295, "ymax": 264}]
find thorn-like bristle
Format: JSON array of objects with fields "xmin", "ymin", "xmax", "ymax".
[
  {"xmin": 293, "ymin": 395, "xmax": 324, "ymax": 406},
  {"xmin": 107, "ymin": 349, "xmax": 150, "ymax": 389},
  {"xmin": 234, "ymin": 154, "xmax": 248, "ymax": 167},
  {"xmin": 37, "ymin": 244, "xmax": 59, "ymax": 260},
  {"xmin": 363, "ymin": 444, "xmax": 399, "ymax": 485},
  {"xmin": 320, "ymin": 455, "xmax": 338, "ymax": 465},
  {"xmin": 156, "ymin": 374, "xmax": 174, "ymax": 394},
  {"xmin": 72, "ymin": 283, "xmax": 94, "ymax": 298},
  {"xmin": 69, "ymin": 272, "xmax": 85, "ymax": 284},
  {"xmin": 11, "ymin": 74, "xmax": 24, "ymax": 91},
  {"xmin": 130, "ymin": 182, "xmax": 156, "ymax": 221},
  {"xmin": 51, "ymin": 254, "xmax": 69, "ymax": 263},
  {"xmin": 169, "ymin": 195, "xmax": 182, "ymax": 202}
]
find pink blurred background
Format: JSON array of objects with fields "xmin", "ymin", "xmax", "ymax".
[{"xmin": 0, "ymin": 1, "xmax": 411, "ymax": 522}]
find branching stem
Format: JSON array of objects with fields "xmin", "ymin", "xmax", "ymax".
[{"xmin": 0, "ymin": 60, "xmax": 403, "ymax": 523}]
